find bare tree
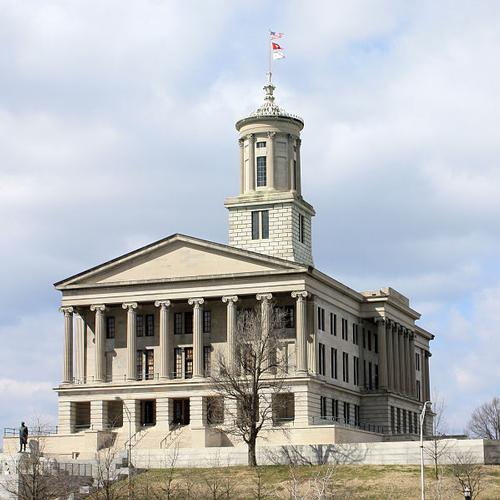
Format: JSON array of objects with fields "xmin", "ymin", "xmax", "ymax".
[
  {"xmin": 210, "ymin": 304, "xmax": 290, "ymax": 466},
  {"xmin": 447, "ymin": 450, "xmax": 485, "ymax": 500},
  {"xmin": 467, "ymin": 396, "xmax": 500, "ymax": 440},
  {"xmin": 93, "ymin": 446, "xmax": 124, "ymax": 500},
  {"xmin": 424, "ymin": 394, "xmax": 451, "ymax": 480}
]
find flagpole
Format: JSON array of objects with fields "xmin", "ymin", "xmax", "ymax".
[{"xmin": 268, "ymin": 29, "xmax": 272, "ymax": 84}]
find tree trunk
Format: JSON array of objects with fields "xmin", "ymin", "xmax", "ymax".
[{"xmin": 248, "ymin": 439, "xmax": 257, "ymax": 467}]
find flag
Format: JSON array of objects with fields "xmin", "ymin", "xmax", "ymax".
[
  {"xmin": 272, "ymin": 42, "xmax": 285, "ymax": 60},
  {"xmin": 270, "ymin": 31, "xmax": 284, "ymax": 40}
]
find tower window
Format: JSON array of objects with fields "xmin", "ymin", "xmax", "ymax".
[
  {"xmin": 251, "ymin": 210, "xmax": 269, "ymax": 240},
  {"xmin": 256, "ymin": 141, "xmax": 266, "ymax": 148},
  {"xmin": 256, "ymin": 156, "xmax": 267, "ymax": 187},
  {"xmin": 298, "ymin": 214, "xmax": 305, "ymax": 243}
]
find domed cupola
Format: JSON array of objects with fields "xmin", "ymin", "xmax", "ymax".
[{"xmin": 225, "ymin": 82, "xmax": 315, "ymax": 266}]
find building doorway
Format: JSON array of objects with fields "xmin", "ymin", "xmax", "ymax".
[
  {"xmin": 140, "ymin": 400, "xmax": 156, "ymax": 426},
  {"xmin": 172, "ymin": 398, "xmax": 190, "ymax": 426}
]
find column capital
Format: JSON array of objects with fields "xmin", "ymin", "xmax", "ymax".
[
  {"xmin": 238, "ymin": 138, "xmax": 245, "ymax": 147},
  {"xmin": 188, "ymin": 297, "xmax": 204, "ymax": 307},
  {"xmin": 267, "ymin": 131, "xmax": 276, "ymax": 138},
  {"xmin": 291, "ymin": 290, "xmax": 308, "ymax": 300},
  {"xmin": 122, "ymin": 302, "xmax": 138, "ymax": 310},
  {"xmin": 246, "ymin": 133, "xmax": 255, "ymax": 142},
  {"xmin": 296, "ymin": 138, "xmax": 302, "ymax": 146},
  {"xmin": 222, "ymin": 295, "xmax": 238, "ymax": 304},
  {"xmin": 90, "ymin": 304, "xmax": 106, "ymax": 313},
  {"xmin": 59, "ymin": 306, "xmax": 74, "ymax": 316},
  {"xmin": 256, "ymin": 293, "xmax": 273, "ymax": 302},
  {"xmin": 374, "ymin": 316, "xmax": 386, "ymax": 325},
  {"xmin": 154, "ymin": 300, "xmax": 171, "ymax": 308}
]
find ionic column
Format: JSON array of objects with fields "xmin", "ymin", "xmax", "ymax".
[
  {"xmin": 409, "ymin": 332, "xmax": 416, "ymax": 398},
  {"xmin": 386, "ymin": 322, "xmax": 394, "ymax": 390},
  {"xmin": 122, "ymin": 302, "xmax": 138, "ymax": 381},
  {"xmin": 222, "ymin": 296, "xmax": 238, "ymax": 370},
  {"xmin": 90, "ymin": 304, "xmax": 106, "ymax": 382},
  {"xmin": 392, "ymin": 322, "xmax": 401, "ymax": 393},
  {"xmin": 398, "ymin": 326, "xmax": 405, "ymax": 394},
  {"xmin": 267, "ymin": 131, "xmax": 275, "ymax": 189},
  {"xmin": 292, "ymin": 291, "xmax": 308, "ymax": 374},
  {"xmin": 239, "ymin": 138, "xmax": 245, "ymax": 194},
  {"xmin": 424, "ymin": 351, "xmax": 431, "ymax": 402},
  {"xmin": 74, "ymin": 310, "xmax": 86, "ymax": 383},
  {"xmin": 295, "ymin": 138, "xmax": 302, "ymax": 194},
  {"xmin": 155, "ymin": 300, "xmax": 172, "ymax": 380},
  {"xmin": 404, "ymin": 330, "xmax": 411, "ymax": 395},
  {"xmin": 60, "ymin": 306, "xmax": 74, "ymax": 384},
  {"xmin": 189, "ymin": 298, "xmax": 205, "ymax": 378},
  {"xmin": 375, "ymin": 318, "xmax": 388, "ymax": 390},
  {"xmin": 247, "ymin": 134, "xmax": 255, "ymax": 191},
  {"xmin": 256, "ymin": 293, "xmax": 273, "ymax": 337}
]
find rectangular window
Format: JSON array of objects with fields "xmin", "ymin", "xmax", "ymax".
[
  {"xmin": 298, "ymin": 214, "xmax": 305, "ymax": 243},
  {"xmin": 262, "ymin": 210, "xmax": 269, "ymax": 239},
  {"xmin": 204, "ymin": 346, "xmax": 211, "ymax": 376},
  {"xmin": 397, "ymin": 407, "xmax": 401, "ymax": 433},
  {"xmin": 354, "ymin": 405, "xmax": 360, "ymax": 426},
  {"xmin": 342, "ymin": 352, "xmax": 349, "ymax": 383},
  {"xmin": 256, "ymin": 156, "xmax": 267, "ymax": 187},
  {"xmin": 251, "ymin": 210, "xmax": 269, "ymax": 240},
  {"xmin": 353, "ymin": 356, "xmax": 359, "ymax": 386},
  {"xmin": 106, "ymin": 316, "xmax": 115, "ymax": 339},
  {"xmin": 343, "ymin": 402, "xmax": 350, "ymax": 424},
  {"xmin": 251, "ymin": 211, "xmax": 260, "ymax": 240},
  {"xmin": 363, "ymin": 360, "xmax": 367, "ymax": 389},
  {"xmin": 374, "ymin": 364, "xmax": 379, "ymax": 389},
  {"xmin": 317, "ymin": 307, "xmax": 325, "ymax": 331},
  {"xmin": 391, "ymin": 406, "xmax": 395, "ymax": 433},
  {"xmin": 373, "ymin": 332, "xmax": 378, "ymax": 353},
  {"xmin": 329, "ymin": 313, "xmax": 334, "ymax": 335},
  {"xmin": 184, "ymin": 312, "xmax": 193, "ymax": 334},
  {"xmin": 136, "ymin": 315, "xmax": 144, "ymax": 337},
  {"xmin": 414, "ymin": 413, "xmax": 418, "ymax": 434},
  {"xmin": 331, "ymin": 399, "xmax": 339, "ymax": 420},
  {"xmin": 203, "ymin": 310, "xmax": 211, "ymax": 333},
  {"xmin": 136, "ymin": 350, "xmax": 143, "ymax": 380},
  {"xmin": 185, "ymin": 347, "xmax": 193, "ymax": 379},
  {"xmin": 402, "ymin": 409, "xmax": 407, "ymax": 434},
  {"xmin": 284, "ymin": 305, "xmax": 295, "ymax": 328},
  {"xmin": 174, "ymin": 348, "xmax": 183, "ymax": 378},
  {"xmin": 330, "ymin": 347, "xmax": 337, "ymax": 379},
  {"xmin": 362, "ymin": 328, "xmax": 366, "ymax": 349},
  {"xmin": 368, "ymin": 330, "xmax": 372, "ymax": 351},
  {"xmin": 145, "ymin": 314, "xmax": 154, "ymax": 337},
  {"xmin": 256, "ymin": 141, "xmax": 266, "ymax": 148},
  {"xmin": 318, "ymin": 343, "xmax": 325, "ymax": 375},
  {"xmin": 416, "ymin": 352, "xmax": 421, "ymax": 371},
  {"xmin": 207, "ymin": 396, "xmax": 224, "ymax": 425},
  {"xmin": 341, "ymin": 318, "xmax": 348, "ymax": 341},
  {"xmin": 174, "ymin": 313, "xmax": 183, "ymax": 335},
  {"xmin": 416, "ymin": 380, "xmax": 421, "ymax": 400},
  {"xmin": 145, "ymin": 349, "xmax": 154, "ymax": 379},
  {"xmin": 409, "ymin": 411, "xmax": 413, "ymax": 434},
  {"xmin": 352, "ymin": 324, "xmax": 359, "ymax": 345},
  {"xmin": 320, "ymin": 396, "xmax": 327, "ymax": 418}
]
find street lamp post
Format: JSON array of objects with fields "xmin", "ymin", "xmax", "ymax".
[{"xmin": 420, "ymin": 400, "xmax": 432, "ymax": 500}]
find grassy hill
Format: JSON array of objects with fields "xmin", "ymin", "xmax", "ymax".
[{"xmin": 100, "ymin": 464, "xmax": 500, "ymax": 499}]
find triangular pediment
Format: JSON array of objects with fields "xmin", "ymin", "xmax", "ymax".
[{"xmin": 55, "ymin": 234, "xmax": 305, "ymax": 288}]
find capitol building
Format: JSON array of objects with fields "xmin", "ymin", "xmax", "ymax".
[{"xmin": 8, "ymin": 81, "xmax": 434, "ymax": 458}]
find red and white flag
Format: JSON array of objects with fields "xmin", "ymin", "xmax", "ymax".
[
  {"xmin": 270, "ymin": 31, "xmax": 284, "ymax": 40},
  {"xmin": 272, "ymin": 42, "xmax": 285, "ymax": 60}
]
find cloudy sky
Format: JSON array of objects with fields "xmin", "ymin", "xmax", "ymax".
[{"xmin": 1, "ymin": 0, "xmax": 499, "ymax": 441}]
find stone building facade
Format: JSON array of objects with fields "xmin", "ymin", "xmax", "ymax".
[{"xmin": 7, "ymin": 82, "xmax": 434, "ymax": 457}]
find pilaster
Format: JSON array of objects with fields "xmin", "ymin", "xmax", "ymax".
[
  {"xmin": 60, "ymin": 306, "xmax": 74, "ymax": 384},
  {"xmin": 222, "ymin": 296, "xmax": 238, "ymax": 369},
  {"xmin": 291, "ymin": 291, "xmax": 308, "ymax": 374},
  {"xmin": 122, "ymin": 302, "xmax": 138, "ymax": 381},
  {"xmin": 155, "ymin": 300, "xmax": 172, "ymax": 380}
]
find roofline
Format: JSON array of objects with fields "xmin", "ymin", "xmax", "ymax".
[
  {"xmin": 415, "ymin": 325, "xmax": 435, "ymax": 341},
  {"xmin": 54, "ymin": 233, "xmax": 306, "ymax": 289}
]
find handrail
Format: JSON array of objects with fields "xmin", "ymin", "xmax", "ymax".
[{"xmin": 4, "ymin": 426, "xmax": 59, "ymax": 437}]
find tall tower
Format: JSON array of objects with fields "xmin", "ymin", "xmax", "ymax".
[{"xmin": 225, "ymin": 82, "xmax": 315, "ymax": 266}]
